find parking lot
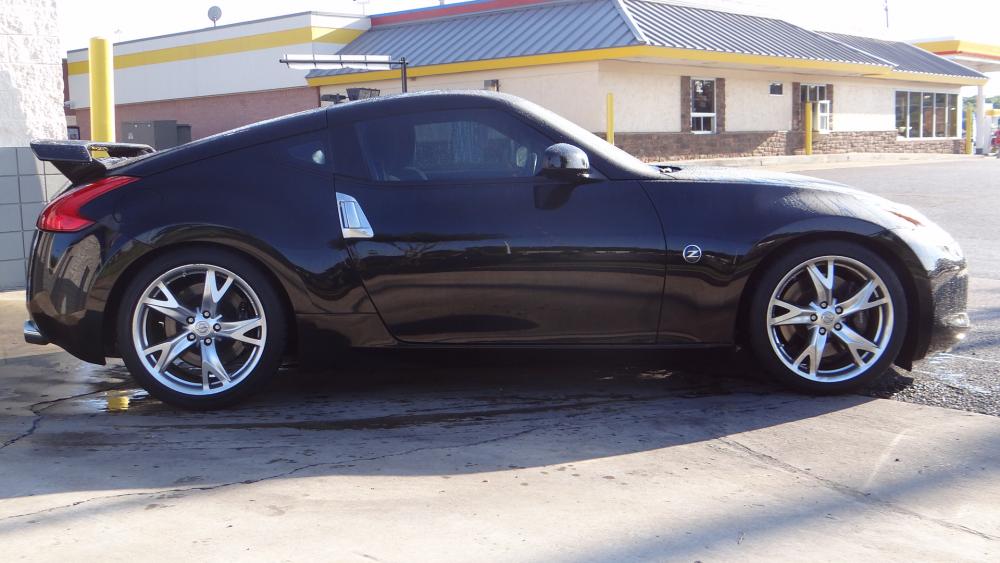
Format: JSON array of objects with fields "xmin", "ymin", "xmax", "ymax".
[{"xmin": 1, "ymin": 158, "xmax": 998, "ymax": 561}]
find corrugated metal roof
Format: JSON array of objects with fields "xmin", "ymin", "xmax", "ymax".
[
  {"xmin": 308, "ymin": 0, "xmax": 983, "ymax": 81},
  {"xmin": 820, "ymin": 32, "xmax": 986, "ymax": 78},
  {"xmin": 623, "ymin": 0, "xmax": 889, "ymax": 65},
  {"xmin": 308, "ymin": 0, "xmax": 638, "ymax": 78}
]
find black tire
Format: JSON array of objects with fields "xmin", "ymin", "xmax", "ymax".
[
  {"xmin": 748, "ymin": 240, "xmax": 908, "ymax": 394},
  {"xmin": 116, "ymin": 247, "xmax": 287, "ymax": 409}
]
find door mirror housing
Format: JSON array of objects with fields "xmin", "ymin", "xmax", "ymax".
[{"xmin": 542, "ymin": 143, "xmax": 590, "ymax": 178}]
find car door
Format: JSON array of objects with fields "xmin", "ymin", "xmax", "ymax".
[{"xmin": 333, "ymin": 106, "xmax": 666, "ymax": 344}]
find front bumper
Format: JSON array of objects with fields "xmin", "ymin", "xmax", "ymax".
[{"xmin": 892, "ymin": 224, "xmax": 970, "ymax": 362}]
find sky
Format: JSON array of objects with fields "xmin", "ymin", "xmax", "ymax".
[{"xmin": 57, "ymin": 0, "xmax": 999, "ymax": 94}]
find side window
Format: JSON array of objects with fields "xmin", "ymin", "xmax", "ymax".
[
  {"xmin": 263, "ymin": 132, "xmax": 330, "ymax": 173},
  {"xmin": 355, "ymin": 109, "xmax": 552, "ymax": 182}
]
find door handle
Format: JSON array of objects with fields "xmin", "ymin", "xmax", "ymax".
[{"xmin": 336, "ymin": 192, "xmax": 374, "ymax": 239}]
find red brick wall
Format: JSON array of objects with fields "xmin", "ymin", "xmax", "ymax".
[
  {"xmin": 615, "ymin": 131, "xmax": 964, "ymax": 162},
  {"xmin": 75, "ymin": 87, "xmax": 320, "ymax": 141}
]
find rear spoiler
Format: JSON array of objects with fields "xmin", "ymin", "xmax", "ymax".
[{"xmin": 30, "ymin": 140, "xmax": 155, "ymax": 184}]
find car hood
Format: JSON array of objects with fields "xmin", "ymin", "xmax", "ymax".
[{"xmin": 658, "ymin": 165, "xmax": 938, "ymax": 232}]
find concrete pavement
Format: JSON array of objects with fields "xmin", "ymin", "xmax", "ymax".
[{"xmin": 1, "ymin": 295, "xmax": 999, "ymax": 561}]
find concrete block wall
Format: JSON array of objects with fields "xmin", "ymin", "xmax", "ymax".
[{"xmin": 0, "ymin": 146, "xmax": 64, "ymax": 289}]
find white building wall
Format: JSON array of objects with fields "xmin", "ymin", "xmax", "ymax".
[
  {"xmin": 0, "ymin": 0, "xmax": 66, "ymax": 144},
  {"xmin": 0, "ymin": 0, "xmax": 67, "ymax": 288},
  {"xmin": 319, "ymin": 60, "xmax": 966, "ymax": 138},
  {"xmin": 319, "ymin": 62, "xmax": 605, "ymax": 131},
  {"xmin": 597, "ymin": 61, "xmax": 680, "ymax": 133},
  {"xmin": 833, "ymin": 79, "xmax": 896, "ymax": 131},
  {"xmin": 724, "ymin": 76, "xmax": 791, "ymax": 131},
  {"xmin": 67, "ymin": 12, "xmax": 369, "ymax": 108},
  {"xmin": 834, "ymin": 78, "xmax": 962, "ymax": 132}
]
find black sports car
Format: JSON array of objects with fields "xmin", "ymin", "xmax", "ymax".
[{"xmin": 24, "ymin": 91, "xmax": 969, "ymax": 409}]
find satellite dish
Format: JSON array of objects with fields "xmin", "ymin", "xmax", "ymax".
[{"xmin": 208, "ymin": 6, "xmax": 222, "ymax": 27}]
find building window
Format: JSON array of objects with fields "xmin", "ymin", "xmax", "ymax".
[
  {"xmin": 67, "ymin": 126, "xmax": 80, "ymax": 140},
  {"xmin": 769, "ymin": 82, "xmax": 783, "ymax": 96},
  {"xmin": 894, "ymin": 91, "xmax": 958, "ymax": 138},
  {"xmin": 691, "ymin": 78, "xmax": 716, "ymax": 133},
  {"xmin": 801, "ymin": 84, "xmax": 831, "ymax": 132}
]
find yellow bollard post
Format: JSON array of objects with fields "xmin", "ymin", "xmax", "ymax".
[
  {"xmin": 88, "ymin": 37, "xmax": 115, "ymax": 142},
  {"xmin": 605, "ymin": 93, "xmax": 615, "ymax": 145},
  {"xmin": 804, "ymin": 101, "xmax": 813, "ymax": 156},
  {"xmin": 964, "ymin": 107, "xmax": 974, "ymax": 155}
]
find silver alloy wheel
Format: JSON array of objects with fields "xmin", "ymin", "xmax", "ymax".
[
  {"xmin": 766, "ymin": 255, "xmax": 894, "ymax": 383},
  {"xmin": 131, "ymin": 264, "xmax": 267, "ymax": 396}
]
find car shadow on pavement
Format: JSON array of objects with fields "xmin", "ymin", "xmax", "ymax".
[
  {"xmin": 3, "ymin": 346, "xmax": 998, "ymax": 554},
  {"xmin": 0, "ymin": 348, "xmax": 879, "ymax": 507}
]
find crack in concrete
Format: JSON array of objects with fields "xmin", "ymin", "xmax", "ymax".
[
  {"xmin": 0, "ymin": 426, "xmax": 541, "ymax": 523},
  {"xmin": 0, "ymin": 386, "xmax": 125, "ymax": 450},
  {"xmin": 713, "ymin": 436, "xmax": 1000, "ymax": 542}
]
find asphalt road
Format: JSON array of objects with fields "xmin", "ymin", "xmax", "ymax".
[{"xmin": 791, "ymin": 158, "xmax": 1000, "ymax": 415}]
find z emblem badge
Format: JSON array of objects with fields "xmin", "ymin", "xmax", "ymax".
[{"xmin": 682, "ymin": 245, "xmax": 703, "ymax": 264}]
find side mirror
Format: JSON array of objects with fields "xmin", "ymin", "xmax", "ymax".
[{"xmin": 542, "ymin": 143, "xmax": 590, "ymax": 178}]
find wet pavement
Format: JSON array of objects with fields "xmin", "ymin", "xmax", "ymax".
[
  {"xmin": 1, "ymin": 159, "xmax": 999, "ymax": 560},
  {"xmin": 2, "ymin": 306, "xmax": 1000, "ymax": 560},
  {"xmin": 794, "ymin": 159, "xmax": 1000, "ymax": 416}
]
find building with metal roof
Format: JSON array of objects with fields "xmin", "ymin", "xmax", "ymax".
[{"xmin": 65, "ymin": 0, "xmax": 993, "ymax": 157}]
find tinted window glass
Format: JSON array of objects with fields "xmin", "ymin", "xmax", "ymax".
[
  {"xmin": 264, "ymin": 132, "xmax": 330, "ymax": 173},
  {"xmin": 355, "ymin": 109, "xmax": 552, "ymax": 182}
]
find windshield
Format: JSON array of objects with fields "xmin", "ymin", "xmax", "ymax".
[{"xmin": 514, "ymin": 97, "xmax": 659, "ymax": 177}]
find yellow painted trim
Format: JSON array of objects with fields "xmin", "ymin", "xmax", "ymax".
[
  {"xmin": 307, "ymin": 45, "xmax": 980, "ymax": 87},
  {"xmin": 915, "ymin": 40, "xmax": 1000, "ymax": 59},
  {"xmin": 68, "ymin": 26, "xmax": 364, "ymax": 75},
  {"xmin": 864, "ymin": 70, "xmax": 988, "ymax": 86}
]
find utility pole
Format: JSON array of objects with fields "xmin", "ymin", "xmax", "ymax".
[{"xmin": 884, "ymin": 0, "xmax": 889, "ymax": 28}]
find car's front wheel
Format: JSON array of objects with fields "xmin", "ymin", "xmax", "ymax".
[
  {"xmin": 748, "ymin": 240, "xmax": 907, "ymax": 393},
  {"xmin": 116, "ymin": 247, "xmax": 286, "ymax": 409}
]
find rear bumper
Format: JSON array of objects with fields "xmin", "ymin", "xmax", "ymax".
[{"xmin": 23, "ymin": 320, "xmax": 48, "ymax": 345}]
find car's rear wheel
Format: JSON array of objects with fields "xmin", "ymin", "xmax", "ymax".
[
  {"xmin": 748, "ymin": 240, "xmax": 907, "ymax": 393},
  {"xmin": 116, "ymin": 248, "xmax": 286, "ymax": 409}
]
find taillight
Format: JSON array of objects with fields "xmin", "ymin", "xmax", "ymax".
[{"xmin": 36, "ymin": 176, "xmax": 139, "ymax": 232}]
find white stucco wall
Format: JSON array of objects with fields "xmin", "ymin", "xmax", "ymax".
[
  {"xmin": 597, "ymin": 61, "xmax": 681, "ymax": 133},
  {"xmin": 318, "ymin": 62, "xmax": 604, "ymax": 131},
  {"xmin": 319, "ymin": 59, "xmax": 969, "ymax": 137},
  {"xmin": 0, "ymin": 0, "xmax": 67, "ymax": 145},
  {"xmin": 724, "ymin": 76, "xmax": 792, "ymax": 131},
  {"xmin": 834, "ymin": 78, "xmax": 961, "ymax": 132},
  {"xmin": 67, "ymin": 13, "xmax": 369, "ymax": 108}
]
